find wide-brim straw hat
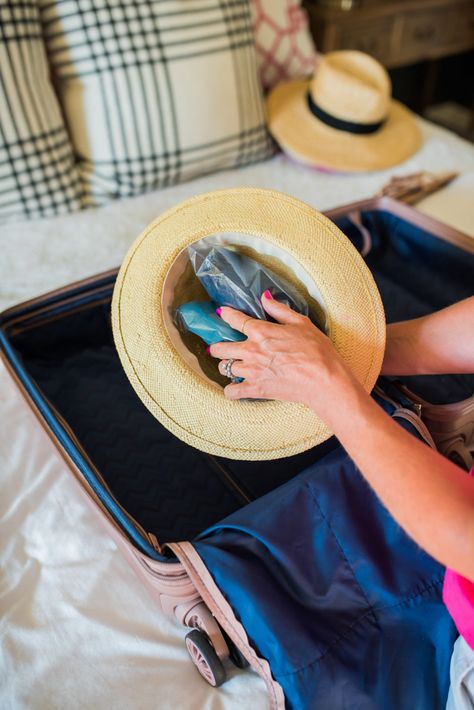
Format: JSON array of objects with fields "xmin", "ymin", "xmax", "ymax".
[
  {"xmin": 112, "ymin": 188, "xmax": 385, "ymax": 461},
  {"xmin": 267, "ymin": 50, "xmax": 421, "ymax": 172}
]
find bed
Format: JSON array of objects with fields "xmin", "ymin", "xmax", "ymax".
[{"xmin": 1, "ymin": 114, "xmax": 474, "ymax": 709}]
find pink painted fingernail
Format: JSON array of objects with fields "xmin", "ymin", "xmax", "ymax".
[
  {"xmin": 215, "ymin": 307, "xmax": 222, "ymax": 316},
  {"xmin": 205, "ymin": 346, "xmax": 211, "ymax": 354},
  {"xmin": 263, "ymin": 290, "xmax": 273, "ymax": 300}
]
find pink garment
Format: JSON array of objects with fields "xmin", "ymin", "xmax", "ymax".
[{"xmin": 443, "ymin": 466, "xmax": 474, "ymax": 650}]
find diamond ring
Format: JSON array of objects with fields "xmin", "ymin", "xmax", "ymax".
[{"xmin": 223, "ymin": 358, "xmax": 236, "ymax": 378}]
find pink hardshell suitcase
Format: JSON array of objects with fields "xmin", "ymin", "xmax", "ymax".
[{"xmin": 1, "ymin": 196, "xmax": 473, "ymax": 707}]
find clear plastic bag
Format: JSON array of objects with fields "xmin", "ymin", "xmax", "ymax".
[
  {"xmin": 174, "ymin": 245, "xmax": 312, "ymax": 386},
  {"xmin": 187, "ymin": 245, "xmax": 309, "ymax": 320}
]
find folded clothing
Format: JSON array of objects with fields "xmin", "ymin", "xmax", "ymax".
[
  {"xmin": 175, "ymin": 301, "xmax": 246, "ymax": 346},
  {"xmin": 188, "ymin": 244, "xmax": 309, "ymax": 321}
]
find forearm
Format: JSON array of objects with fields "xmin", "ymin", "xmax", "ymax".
[
  {"xmin": 219, "ymin": 294, "xmax": 474, "ymax": 578},
  {"xmin": 382, "ymin": 297, "xmax": 474, "ymax": 376},
  {"xmin": 316, "ymin": 377, "xmax": 474, "ymax": 579}
]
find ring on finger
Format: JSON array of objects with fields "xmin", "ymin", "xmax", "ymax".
[{"xmin": 223, "ymin": 358, "xmax": 236, "ymax": 378}]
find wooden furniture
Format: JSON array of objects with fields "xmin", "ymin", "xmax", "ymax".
[{"xmin": 303, "ymin": 0, "xmax": 474, "ymax": 69}]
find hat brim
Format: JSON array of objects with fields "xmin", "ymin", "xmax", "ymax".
[
  {"xmin": 267, "ymin": 79, "xmax": 421, "ymax": 172},
  {"xmin": 112, "ymin": 188, "xmax": 385, "ymax": 460}
]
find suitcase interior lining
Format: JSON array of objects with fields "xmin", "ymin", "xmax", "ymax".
[{"xmin": 7, "ymin": 210, "xmax": 474, "ymax": 544}]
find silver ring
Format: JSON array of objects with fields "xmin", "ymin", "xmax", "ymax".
[{"xmin": 223, "ymin": 358, "xmax": 235, "ymax": 378}]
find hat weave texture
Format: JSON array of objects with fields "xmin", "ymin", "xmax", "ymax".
[{"xmin": 112, "ymin": 188, "xmax": 385, "ymax": 460}]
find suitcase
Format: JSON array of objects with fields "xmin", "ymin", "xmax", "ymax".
[{"xmin": 1, "ymin": 196, "xmax": 473, "ymax": 709}]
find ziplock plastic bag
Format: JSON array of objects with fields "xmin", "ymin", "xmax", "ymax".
[
  {"xmin": 188, "ymin": 245, "xmax": 309, "ymax": 320},
  {"xmin": 175, "ymin": 301, "xmax": 246, "ymax": 346}
]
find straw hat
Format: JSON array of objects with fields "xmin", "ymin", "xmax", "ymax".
[
  {"xmin": 267, "ymin": 51, "xmax": 421, "ymax": 172},
  {"xmin": 112, "ymin": 188, "xmax": 385, "ymax": 461}
]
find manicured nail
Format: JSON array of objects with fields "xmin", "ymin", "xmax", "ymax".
[
  {"xmin": 205, "ymin": 346, "xmax": 211, "ymax": 354},
  {"xmin": 215, "ymin": 307, "xmax": 222, "ymax": 316},
  {"xmin": 263, "ymin": 290, "xmax": 273, "ymax": 300}
]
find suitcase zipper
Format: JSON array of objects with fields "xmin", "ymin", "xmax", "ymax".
[
  {"xmin": 3, "ymin": 284, "xmax": 114, "ymax": 334},
  {"xmin": 8, "ymin": 294, "xmax": 113, "ymax": 336},
  {"xmin": 324, "ymin": 196, "xmax": 474, "ymax": 255}
]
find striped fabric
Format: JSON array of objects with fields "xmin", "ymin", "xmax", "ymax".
[
  {"xmin": 39, "ymin": 0, "xmax": 274, "ymax": 205},
  {"xmin": 0, "ymin": 1, "xmax": 83, "ymax": 223}
]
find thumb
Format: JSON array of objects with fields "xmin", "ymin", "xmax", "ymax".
[{"xmin": 261, "ymin": 290, "xmax": 303, "ymax": 325}]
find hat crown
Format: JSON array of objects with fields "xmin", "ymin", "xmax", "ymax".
[{"xmin": 310, "ymin": 51, "xmax": 391, "ymax": 125}]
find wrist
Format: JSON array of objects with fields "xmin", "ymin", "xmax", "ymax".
[{"xmin": 306, "ymin": 364, "xmax": 368, "ymax": 431}]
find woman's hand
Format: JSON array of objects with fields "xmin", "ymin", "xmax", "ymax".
[{"xmin": 208, "ymin": 290, "xmax": 359, "ymax": 423}]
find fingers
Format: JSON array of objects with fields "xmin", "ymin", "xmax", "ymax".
[
  {"xmin": 224, "ymin": 381, "xmax": 266, "ymax": 400},
  {"xmin": 210, "ymin": 336, "xmax": 280, "ymax": 361},
  {"xmin": 209, "ymin": 340, "xmax": 249, "ymax": 360},
  {"xmin": 216, "ymin": 305, "xmax": 257, "ymax": 335},
  {"xmin": 260, "ymin": 290, "xmax": 305, "ymax": 325},
  {"xmin": 217, "ymin": 305, "xmax": 276, "ymax": 339},
  {"xmin": 210, "ymin": 294, "xmax": 308, "ymax": 370},
  {"xmin": 218, "ymin": 359, "xmax": 253, "ymax": 379}
]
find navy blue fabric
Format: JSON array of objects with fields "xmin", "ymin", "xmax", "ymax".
[
  {"xmin": 195, "ymin": 435, "xmax": 457, "ymax": 709},
  {"xmin": 336, "ymin": 211, "xmax": 473, "ymax": 321},
  {"xmin": 336, "ymin": 211, "xmax": 474, "ymax": 405}
]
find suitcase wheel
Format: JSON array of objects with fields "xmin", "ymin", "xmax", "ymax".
[
  {"xmin": 222, "ymin": 628, "xmax": 250, "ymax": 669},
  {"xmin": 185, "ymin": 629, "xmax": 227, "ymax": 687}
]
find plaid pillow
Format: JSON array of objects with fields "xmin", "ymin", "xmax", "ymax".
[
  {"xmin": 39, "ymin": 0, "xmax": 274, "ymax": 206},
  {"xmin": 0, "ymin": 1, "xmax": 83, "ymax": 223},
  {"xmin": 251, "ymin": 0, "xmax": 316, "ymax": 91}
]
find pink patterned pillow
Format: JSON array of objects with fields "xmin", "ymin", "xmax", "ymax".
[{"xmin": 251, "ymin": 0, "xmax": 316, "ymax": 91}]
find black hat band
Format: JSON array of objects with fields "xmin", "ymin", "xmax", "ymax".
[{"xmin": 306, "ymin": 91, "xmax": 385, "ymax": 135}]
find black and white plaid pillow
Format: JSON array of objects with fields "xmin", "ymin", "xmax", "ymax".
[
  {"xmin": 0, "ymin": 1, "xmax": 83, "ymax": 223},
  {"xmin": 39, "ymin": 0, "xmax": 274, "ymax": 205}
]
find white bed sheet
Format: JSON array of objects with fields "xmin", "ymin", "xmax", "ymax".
[{"xmin": 1, "ymin": 118, "xmax": 474, "ymax": 710}]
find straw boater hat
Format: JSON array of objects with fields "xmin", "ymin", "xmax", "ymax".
[
  {"xmin": 267, "ymin": 50, "xmax": 421, "ymax": 172},
  {"xmin": 112, "ymin": 188, "xmax": 385, "ymax": 461}
]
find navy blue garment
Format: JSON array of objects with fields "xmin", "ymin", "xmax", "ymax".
[{"xmin": 195, "ymin": 440, "xmax": 457, "ymax": 709}]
